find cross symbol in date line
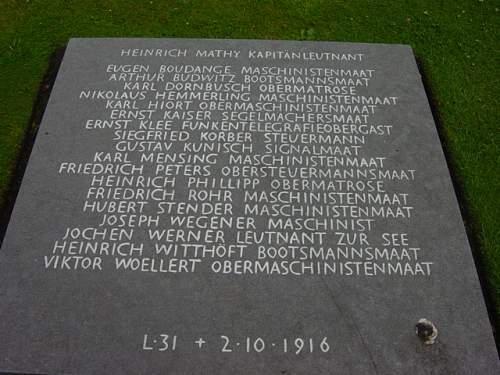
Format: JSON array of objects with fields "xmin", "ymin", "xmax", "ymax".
[{"xmin": 195, "ymin": 338, "xmax": 207, "ymax": 348}]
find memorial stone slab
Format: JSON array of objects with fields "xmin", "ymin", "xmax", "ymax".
[{"xmin": 0, "ymin": 38, "xmax": 497, "ymax": 374}]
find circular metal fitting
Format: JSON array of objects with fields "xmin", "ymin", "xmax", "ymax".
[{"xmin": 415, "ymin": 318, "xmax": 438, "ymax": 345}]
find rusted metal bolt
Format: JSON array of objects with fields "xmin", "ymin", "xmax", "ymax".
[{"xmin": 415, "ymin": 318, "xmax": 438, "ymax": 345}]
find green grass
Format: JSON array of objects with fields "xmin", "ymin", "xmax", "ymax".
[{"xmin": 0, "ymin": 0, "xmax": 499, "ymax": 319}]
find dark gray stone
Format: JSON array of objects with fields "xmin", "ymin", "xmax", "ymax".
[{"xmin": 0, "ymin": 38, "xmax": 497, "ymax": 374}]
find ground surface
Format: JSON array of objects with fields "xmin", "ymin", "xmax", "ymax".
[{"xmin": 0, "ymin": 0, "xmax": 498, "ymax": 324}]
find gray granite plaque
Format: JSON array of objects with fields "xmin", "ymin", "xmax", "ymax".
[{"xmin": 0, "ymin": 38, "xmax": 497, "ymax": 374}]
